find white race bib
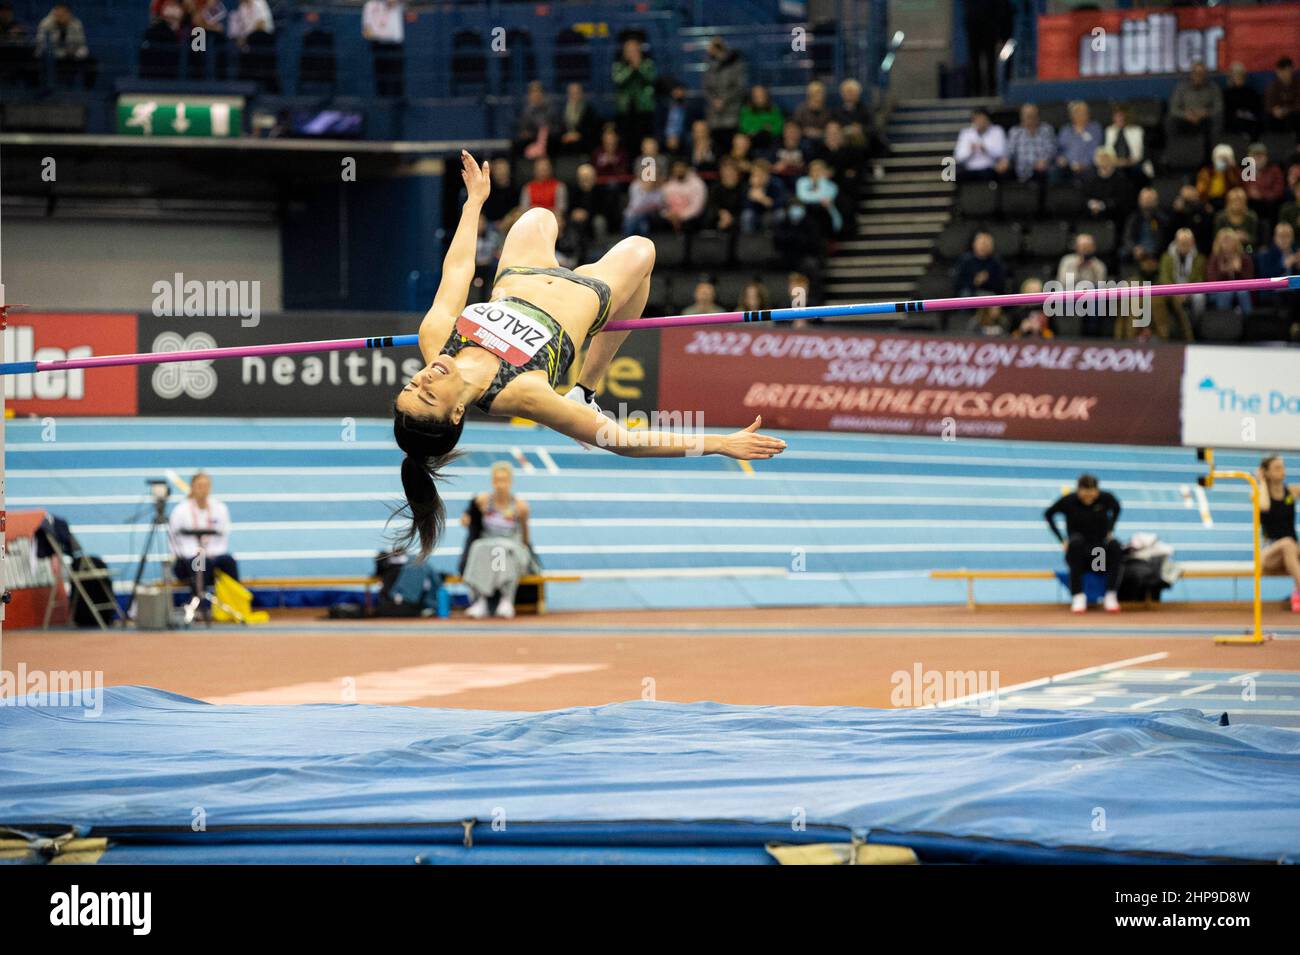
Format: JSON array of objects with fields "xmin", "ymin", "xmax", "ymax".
[{"xmin": 456, "ymin": 301, "xmax": 555, "ymax": 368}]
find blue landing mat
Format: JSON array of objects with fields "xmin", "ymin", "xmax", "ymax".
[{"xmin": 2, "ymin": 687, "xmax": 1298, "ymax": 864}]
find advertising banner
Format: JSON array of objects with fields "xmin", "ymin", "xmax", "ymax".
[
  {"xmin": 658, "ymin": 327, "xmax": 1186, "ymax": 445},
  {"xmin": 2, "ymin": 312, "xmax": 138, "ymax": 416},
  {"xmin": 1181, "ymin": 345, "xmax": 1300, "ymax": 451},
  {"xmin": 1036, "ymin": 5, "xmax": 1300, "ymax": 81}
]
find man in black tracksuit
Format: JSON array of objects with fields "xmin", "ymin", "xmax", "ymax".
[{"xmin": 1044, "ymin": 474, "xmax": 1123, "ymax": 613}]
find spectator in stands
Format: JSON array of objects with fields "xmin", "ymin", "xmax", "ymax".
[
  {"xmin": 1154, "ymin": 228, "xmax": 1205, "ymax": 340},
  {"xmin": 1207, "ymin": 227, "xmax": 1254, "ymax": 313},
  {"xmin": 726, "ymin": 132, "xmax": 755, "ymax": 177},
  {"xmin": 788, "ymin": 271, "xmax": 816, "ymax": 308},
  {"xmin": 513, "ymin": 81, "xmax": 556, "ymax": 159},
  {"xmin": 954, "ymin": 231, "xmax": 1006, "ymax": 297},
  {"xmin": 558, "ymin": 82, "xmax": 600, "ymax": 157},
  {"xmin": 459, "ymin": 462, "xmax": 535, "ymax": 620},
  {"xmin": 518, "ymin": 157, "xmax": 567, "ymax": 217},
  {"xmin": 1214, "ymin": 187, "xmax": 1260, "ymax": 253},
  {"xmin": 0, "ymin": 2, "xmax": 30, "ymax": 40},
  {"xmin": 34, "ymin": 2, "xmax": 92, "ymax": 85},
  {"xmin": 1224, "ymin": 62, "xmax": 1263, "ymax": 138},
  {"xmin": 662, "ymin": 159, "xmax": 707, "ymax": 234},
  {"xmin": 703, "ymin": 36, "xmax": 747, "ymax": 151},
  {"xmin": 472, "ymin": 216, "xmax": 503, "ymax": 297},
  {"xmin": 361, "ymin": 0, "xmax": 404, "ymax": 99},
  {"xmin": 1170, "ymin": 183, "xmax": 1215, "ymax": 251},
  {"xmin": 1257, "ymin": 456, "xmax": 1300, "ymax": 611},
  {"xmin": 817, "ymin": 120, "xmax": 863, "ymax": 238},
  {"xmin": 622, "ymin": 174, "xmax": 665, "ymax": 236},
  {"xmin": 1255, "ymin": 222, "xmax": 1300, "ymax": 312},
  {"xmin": 1057, "ymin": 233, "xmax": 1107, "ymax": 289},
  {"xmin": 592, "ymin": 124, "xmax": 630, "ymax": 179},
  {"xmin": 795, "ymin": 158, "xmax": 841, "ymax": 238},
  {"xmin": 792, "ymin": 80, "xmax": 831, "ymax": 140},
  {"xmin": 662, "ymin": 82, "xmax": 692, "ymax": 155},
  {"xmin": 1083, "ymin": 146, "xmax": 1136, "ymax": 228},
  {"xmin": 683, "ymin": 277, "xmax": 721, "ymax": 315},
  {"xmin": 634, "ymin": 135, "xmax": 667, "ymax": 183},
  {"xmin": 150, "ymin": 0, "xmax": 188, "ymax": 37},
  {"xmin": 1055, "ymin": 101, "xmax": 1102, "ymax": 178},
  {"xmin": 481, "ymin": 156, "xmax": 517, "ymax": 227},
  {"xmin": 1103, "ymin": 104, "xmax": 1147, "ymax": 182},
  {"xmin": 1264, "ymin": 56, "xmax": 1300, "ymax": 133},
  {"xmin": 737, "ymin": 279, "xmax": 770, "ymax": 311},
  {"xmin": 1121, "ymin": 187, "xmax": 1168, "ymax": 283},
  {"xmin": 169, "ymin": 472, "xmax": 240, "ymax": 602},
  {"xmin": 998, "ymin": 103, "xmax": 1056, "ymax": 182},
  {"xmin": 739, "ymin": 85, "xmax": 784, "ymax": 152},
  {"xmin": 687, "ymin": 118, "xmax": 717, "ymax": 172},
  {"xmin": 1196, "ymin": 143, "xmax": 1242, "ymax": 207},
  {"xmin": 612, "ymin": 36, "xmax": 657, "ymax": 149},
  {"xmin": 568, "ymin": 163, "xmax": 609, "ymax": 247},
  {"xmin": 770, "ymin": 120, "xmax": 808, "ymax": 184},
  {"xmin": 1011, "ymin": 278, "xmax": 1053, "ymax": 339},
  {"xmin": 1044, "ymin": 474, "xmax": 1123, "ymax": 614},
  {"xmin": 953, "ymin": 107, "xmax": 1006, "ymax": 181},
  {"xmin": 1281, "ymin": 178, "xmax": 1300, "ymax": 235},
  {"xmin": 834, "ymin": 79, "xmax": 876, "ymax": 151},
  {"xmin": 741, "ymin": 159, "xmax": 786, "ymax": 234},
  {"xmin": 1244, "ymin": 141, "xmax": 1286, "ymax": 220},
  {"xmin": 190, "ymin": 0, "xmax": 227, "ymax": 39},
  {"xmin": 708, "ymin": 158, "xmax": 745, "ymax": 233},
  {"xmin": 1167, "ymin": 60, "xmax": 1223, "ymax": 146},
  {"xmin": 228, "ymin": 0, "xmax": 271, "ymax": 49},
  {"xmin": 968, "ymin": 306, "xmax": 1008, "ymax": 336}
]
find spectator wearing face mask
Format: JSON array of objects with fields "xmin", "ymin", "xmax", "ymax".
[
  {"xmin": 1196, "ymin": 143, "xmax": 1243, "ymax": 207},
  {"xmin": 1153, "ymin": 228, "xmax": 1205, "ymax": 340}
]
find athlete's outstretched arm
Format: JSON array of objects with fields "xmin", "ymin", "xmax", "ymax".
[
  {"xmin": 525, "ymin": 389, "xmax": 787, "ymax": 460},
  {"xmin": 419, "ymin": 150, "xmax": 490, "ymax": 361}
]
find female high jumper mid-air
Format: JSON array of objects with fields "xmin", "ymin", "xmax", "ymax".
[{"xmin": 391, "ymin": 149, "xmax": 788, "ymax": 556}]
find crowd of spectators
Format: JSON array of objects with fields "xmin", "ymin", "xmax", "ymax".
[
  {"xmin": 947, "ymin": 58, "xmax": 1300, "ymax": 341},
  {"xmin": 472, "ymin": 36, "xmax": 884, "ymax": 309}
]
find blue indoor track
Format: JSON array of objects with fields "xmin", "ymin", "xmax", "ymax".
[{"xmin": 4, "ymin": 417, "xmax": 1294, "ymax": 610}]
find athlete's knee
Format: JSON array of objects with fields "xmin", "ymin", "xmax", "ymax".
[
  {"xmin": 517, "ymin": 206, "xmax": 559, "ymax": 241},
  {"xmin": 626, "ymin": 235, "xmax": 656, "ymax": 273}
]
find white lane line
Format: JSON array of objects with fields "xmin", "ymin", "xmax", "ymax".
[
  {"xmin": 1179, "ymin": 683, "xmax": 1218, "ymax": 697},
  {"xmin": 927, "ymin": 651, "xmax": 1170, "ymax": 709},
  {"xmin": 1130, "ymin": 695, "xmax": 1172, "ymax": 709},
  {"xmin": 536, "ymin": 448, "xmax": 560, "ymax": 474},
  {"xmin": 1230, "ymin": 671, "xmax": 1262, "ymax": 683},
  {"xmin": 509, "ymin": 447, "xmax": 536, "ymax": 473},
  {"xmin": 1194, "ymin": 484, "xmax": 1213, "ymax": 527},
  {"xmin": 204, "ymin": 662, "xmax": 607, "ymax": 706}
]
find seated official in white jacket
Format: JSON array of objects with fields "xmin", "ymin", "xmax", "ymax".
[{"xmin": 169, "ymin": 472, "xmax": 239, "ymax": 593}]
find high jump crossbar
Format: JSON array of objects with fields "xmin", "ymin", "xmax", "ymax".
[{"xmin": 1, "ymin": 275, "xmax": 1298, "ymax": 376}]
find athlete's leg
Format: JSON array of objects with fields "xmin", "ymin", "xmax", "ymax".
[
  {"xmin": 573, "ymin": 236, "xmax": 656, "ymax": 391},
  {"xmin": 497, "ymin": 207, "xmax": 561, "ymax": 272},
  {"xmin": 1262, "ymin": 538, "xmax": 1300, "ymax": 588}
]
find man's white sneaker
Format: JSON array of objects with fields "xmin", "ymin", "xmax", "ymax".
[
  {"xmin": 496, "ymin": 598, "xmax": 515, "ymax": 619},
  {"xmin": 465, "ymin": 597, "xmax": 489, "ymax": 619},
  {"xmin": 1071, "ymin": 594, "xmax": 1087, "ymax": 614},
  {"xmin": 1103, "ymin": 591, "xmax": 1120, "ymax": 613}
]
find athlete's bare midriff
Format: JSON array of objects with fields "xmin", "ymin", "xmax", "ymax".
[{"xmin": 490, "ymin": 272, "xmax": 603, "ymax": 344}]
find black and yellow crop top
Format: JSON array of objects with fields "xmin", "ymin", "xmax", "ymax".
[{"xmin": 440, "ymin": 266, "xmax": 613, "ymax": 414}]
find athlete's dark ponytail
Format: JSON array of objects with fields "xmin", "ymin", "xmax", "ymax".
[{"xmin": 391, "ymin": 408, "xmax": 465, "ymax": 559}]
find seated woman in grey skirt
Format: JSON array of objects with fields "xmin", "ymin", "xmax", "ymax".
[{"xmin": 458, "ymin": 461, "xmax": 538, "ymax": 618}]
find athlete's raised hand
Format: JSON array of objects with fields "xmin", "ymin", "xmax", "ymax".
[
  {"xmin": 461, "ymin": 149, "xmax": 490, "ymax": 205},
  {"xmin": 719, "ymin": 417, "xmax": 787, "ymax": 460}
]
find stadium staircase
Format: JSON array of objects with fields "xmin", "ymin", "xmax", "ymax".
[{"xmin": 825, "ymin": 97, "xmax": 996, "ymax": 317}]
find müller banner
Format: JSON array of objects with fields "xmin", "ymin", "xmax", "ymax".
[
  {"xmin": 657, "ymin": 327, "xmax": 1187, "ymax": 446},
  {"xmin": 1036, "ymin": 4, "xmax": 1300, "ymax": 81}
]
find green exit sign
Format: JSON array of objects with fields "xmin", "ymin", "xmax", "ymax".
[{"xmin": 116, "ymin": 95, "xmax": 244, "ymax": 137}]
